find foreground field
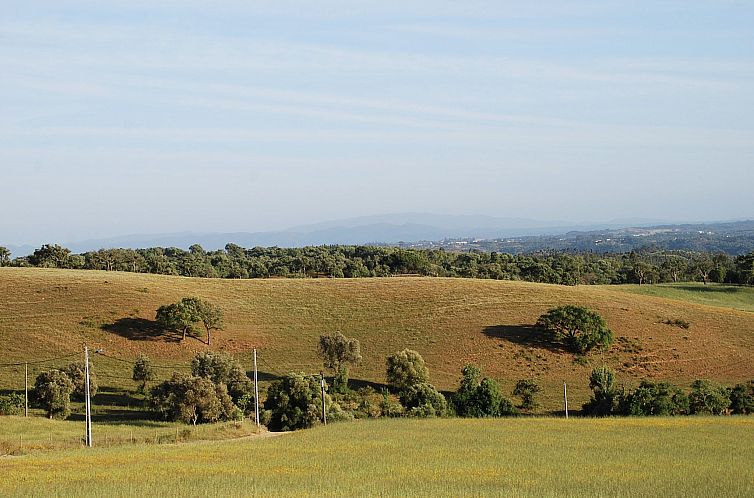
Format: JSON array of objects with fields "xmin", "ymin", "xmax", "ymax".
[
  {"xmin": 1, "ymin": 417, "xmax": 752, "ymax": 497},
  {"xmin": 2, "ymin": 268, "xmax": 754, "ymax": 413}
]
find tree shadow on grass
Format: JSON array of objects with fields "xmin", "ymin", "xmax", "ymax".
[
  {"xmin": 483, "ymin": 324, "xmax": 568, "ymax": 353},
  {"xmin": 671, "ymin": 284, "xmax": 742, "ymax": 293},
  {"xmin": 100, "ymin": 318, "xmax": 182, "ymax": 342}
]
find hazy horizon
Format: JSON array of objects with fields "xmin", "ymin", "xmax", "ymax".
[{"xmin": 2, "ymin": 1, "xmax": 753, "ymax": 243}]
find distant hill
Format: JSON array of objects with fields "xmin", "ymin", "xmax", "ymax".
[
  {"xmin": 4, "ymin": 213, "xmax": 670, "ymax": 256},
  {"xmin": 401, "ymin": 220, "xmax": 754, "ymax": 256}
]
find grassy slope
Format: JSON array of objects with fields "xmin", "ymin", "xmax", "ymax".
[
  {"xmin": 1, "ymin": 417, "xmax": 753, "ymax": 497},
  {"xmin": 1, "ymin": 268, "xmax": 753, "ymax": 411},
  {"xmin": 616, "ymin": 282, "xmax": 754, "ymax": 313}
]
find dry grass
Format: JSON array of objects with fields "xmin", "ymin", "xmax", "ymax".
[{"xmin": 1, "ymin": 268, "xmax": 753, "ymax": 412}]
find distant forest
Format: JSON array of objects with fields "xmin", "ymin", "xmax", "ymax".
[{"xmin": 3, "ymin": 243, "xmax": 753, "ymax": 286}]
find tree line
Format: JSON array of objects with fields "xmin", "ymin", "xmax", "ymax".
[{"xmin": 3, "ymin": 243, "xmax": 754, "ymax": 286}]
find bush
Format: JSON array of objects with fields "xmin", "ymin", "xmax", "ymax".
[
  {"xmin": 689, "ymin": 380, "xmax": 730, "ymax": 415},
  {"xmin": 513, "ymin": 379, "xmax": 541, "ymax": 410},
  {"xmin": 624, "ymin": 381, "xmax": 689, "ymax": 416},
  {"xmin": 400, "ymin": 382, "xmax": 448, "ymax": 418},
  {"xmin": 0, "ymin": 393, "xmax": 24, "ymax": 416},
  {"xmin": 149, "ymin": 373, "xmax": 239, "ymax": 425},
  {"xmin": 132, "ymin": 354, "xmax": 156, "ymax": 393},
  {"xmin": 729, "ymin": 381, "xmax": 754, "ymax": 414},
  {"xmin": 226, "ymin": 365, "xmax": 255, "ymax": 409},
  {"xmin": 583, "ymin": 366, "xmax": 621, "ymax": 416},
  {"xmin": 536, "ymin": 305, "xmax": 613, "ymax": 353},
  {"xmin": 386, "ymin": 349, "xmax": 429, "ymax": 393},
  {"xmin": 263, "ymin": 372, "xmax": 343, "ymax": 431},
  {"xmin": 452, "ymin": 364, "xmax": 517, "ymax": 417},
  {"xmin": 191, "ymin": 351, "xmax": 236, "ymax": 385},
  {"xmin": 63, "ymin": 362, "xmax": 98, "ymax": 401},
  {"xmin": 33, "ymin": 370, "xmax": 75, "ymax": 419}
]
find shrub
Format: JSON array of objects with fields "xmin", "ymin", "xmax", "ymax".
[
  {"xmin": 226, "ymin": 365, "xmax": 255, "ymax": 408},
  {"xmin": 132, "ymin": 354, "xmax": 156, "ymax": 393},
  {"xmin": 583, "ymin": 366, "xmax": 622, "ymax": 416},
  {"xmin": 63, "ymin": 362, "xmax": 98, "ymax": 401},
  {"xmin": 263, "ymin": 372, "xmax": 343, "ymax": 431},
  {"xmin": 400, "ymin": 382, "xmax": 448, "ymax": 418},
  {"xmin": 318, "ymin": 331, "xmax": 362, "ymax": 393},
  {"xmin": 191, "ymin": 351, "xmax": 236, "ymax": 385},
  {"xmin": 689, "ymin": 380, "xmax": 730, "ymax": 415},
  {"xmin": 149, "ymin": 373, "xmax": 239, "ymax": 425},
  {"xmin": 452, "ymin": 364, "xmax": 517, "ymax": 417},
  {"xmin": 625, "ymin": 381, "xmax": 689, "ymax": 416},
  {"xmin": 33, "ymin": 370, "xmax": 75, "ymax": 419},
  {"xmin": 729, "ymin": 381, "xmax": 754, "ymax": 415},
  {"xmin": 513, "ymin": 379, "xmax": 541, "ymax": 410},
  {"xmin": 536, "ymin": 305, "xmax": 613, "ymax": 353},
  {"xmin": 0, "ymin": 393, "xmax": 25, "ymax": 416},
  {"xmin": 386, "ymin": 349, "xmax": 429, "ymax": 392}
]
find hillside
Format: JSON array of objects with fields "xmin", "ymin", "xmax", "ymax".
[{"xmin": 1, "ymin": 268, "xmax": 753, "ymax": 411}]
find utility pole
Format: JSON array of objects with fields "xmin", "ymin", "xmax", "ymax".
[
  {"xmin": 84, "ymin": 344, "xmax": 92, "ymax": 447},
  {"xmin": 24, "ymin": 362, "xmax": 28, "ymax": 417},
  {"xmin": 320, "ymin": 373, "xmax": 327, "ymax": 425},
  {"xmin": 563, "ymin": 382, "xmax": 569, "ymax": 419},
  {"xmin": 253, "ymin": 349, "xmax": 260, "ymax": 428}
]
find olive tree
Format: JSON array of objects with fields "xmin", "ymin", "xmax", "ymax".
[
  {"xmin": 132, "ymin": 354, "xmax": 156, "ymax": 392},
  {"xmin": 149, "ymin": 373, "xmax": 238, "ymax": 425},
  {"xmin": 34, "ymin": 370, "xmax": 75, "ymax": 419},
  {"xmin": 156, "ymin": 297, "xmax": 201, "ymax": 341},
  {"xmin": 195, "ymin": 300, "xmax": 224, "ymax": 345},
  {"xmin": 263, "ymin": 372, "xmax": 348, "ymax": 431},
  {"xmin": 386, "ymin": 349, "xmax": 429, "ymax": 393},
  {"xmin": 318, "ymin": 331, "xmax": 362, "ymax": 392},
  {"xmin": 536, "ymin": 305, "xmax": 613, "ymax": 353}
]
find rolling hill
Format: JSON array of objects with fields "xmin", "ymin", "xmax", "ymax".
[{"xmin": 1, "ymin": 268, "xmax": 752, "ymax": 411}]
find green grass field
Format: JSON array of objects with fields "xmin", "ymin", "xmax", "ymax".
[
  {"xmin": 616, "ymin": 282, "xmax": 754, "ymax": 313},
  {"xmin": 1, "ymin": 417, "xmax": 752, "ymax": 497}
]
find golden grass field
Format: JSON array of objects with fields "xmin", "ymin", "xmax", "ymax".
[
  {"xmin": 1, "ymin": 268, "xmax": 753, "ymax": 412},
  {"xmin": 1, "ymin": 417, "xmax": 752, "ymax": 497}
]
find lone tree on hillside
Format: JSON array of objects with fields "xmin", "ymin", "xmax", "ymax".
[
  {"xmin": 536, "ymin": 305, "xmax": 613, "ymax": 354},
  {"xmin": 318, "ymin": 331, "xmax": 362, "ymax": 392},
  {"xmin": 33, "ymin": 369, "xmax": 75, "ymax": 419},
  {"xmin": 195, "ymin": 300, "xmax": 224, "ymax": 345},
  {"xmin": 386, "ymin": 349, "xmax": 429, "ymax": 393},
  {"xmin": 132, "ymin": 354, "xmax": 156, "ymax": 393},
  {"xmin": 156, "ymin": 297, "xmax": 201, "ymax": 341}
]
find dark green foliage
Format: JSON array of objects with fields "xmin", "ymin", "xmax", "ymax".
[
  {"xmin": 452, "ymin": 364, "xmax": 518, "ymax": 417},
  {"xmin": 132, "ymin": 354, "xmax": 156, "ymax": 392},
  {"xmin": 63, "ymin": 362, "xmax": 98, "ymax": 401},
  {"xmin": 33, "ymin": 369, "xmax": 75, "ymax": 419},
  {"xmin": 0, "ymin": 246, "xmax": 10, "ymax": 266},
  {"xmin": 688, "ymin": 380, "xmax": 730, "ymax": 415},
  {"xmin": 263, "ymin": 372, "xmax": 343, "ymax": 431},
  {"xmin": 156, "ymin": 298, "xmax": 201, "ymax": 340},
  {"xmin": 0, "ymin": 393, "xmax": 24, "ymax": 415},
  {"xmin": 149, "ymin": 373, "xmax": 239, "ymax": 425},
  {"xmin": 513, "ymin": 379, "xmax": 541, "ymax": 410},
  {"xmin": 399, "ymin": 382, "xmax": 448, "ymax": 418},
  {"xmin": 624, "ymin": 381, "xmax": 689, "ymax": 416},
  {"xmin": 226, "ymin": 365, "xmax": 254, "ymax": 408},
  {"xmin": 191, "ymin": 351, "xmax": 236, "ymax": 385},
  {"xmin": 195, "ymin": 300, "xmax": 223, "ymax": 345},
  {"xmin": 536, "ymin": 305, "xmax": 613, "ymax": 353},
  {"xmin": 583, "ymin": 366, "xmax": 622, "ymax": 416},
  {"xmin": 318, "ymin": 331, "xmax": 362, "ymax": 392},
  {"xmin": 729, "ymin": 381, "xmax": 754, "ymax": 414},
  {"xmin": 15, "ymin": 243, "xmax": 753, "ymax": 286},
  {"xmin": 386, "ymin": 349, "xmax": 429, "ymax": 392}
]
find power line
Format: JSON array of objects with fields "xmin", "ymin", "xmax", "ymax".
[
  {"xmin": 0, "ymin": 352, "xmax": 80, "ymax": 368},
  {"xmin": 94, "ymin": 351, "xmax": 189, "ymax": 370}
]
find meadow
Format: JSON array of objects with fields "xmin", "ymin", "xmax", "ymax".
[
  {"xmin": 617, "ymin": 282, "xmax": 754, "ymax": 313},
  {"xmin": 2, "ymin": 268, "xmax": 753, "ymax": 414},
  {"xmin": 1, "ymin": 417, "xmax": 752, "ymax": 497}
]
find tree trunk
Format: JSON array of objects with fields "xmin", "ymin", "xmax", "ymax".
[
  {"xmin": 206, "ymin": 328, "xmax": 211, "ymax": 345},
  {"xmin": 182, "ymin": 327, "xmax": 187, "ymax": 341}
]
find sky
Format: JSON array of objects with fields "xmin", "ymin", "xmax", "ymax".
[{"xmin": 2, "ymin": 1, "xmax": 753, "ymax": 244}]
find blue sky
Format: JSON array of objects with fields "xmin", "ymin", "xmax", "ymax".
[{"xmin": 2, "ymin": 1, "xmax": 753, "ymax": 244}]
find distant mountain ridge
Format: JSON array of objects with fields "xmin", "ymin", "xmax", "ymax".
[{"xmin": 3, "ymin": 213, "xmax": 752, "ymax": 256}]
